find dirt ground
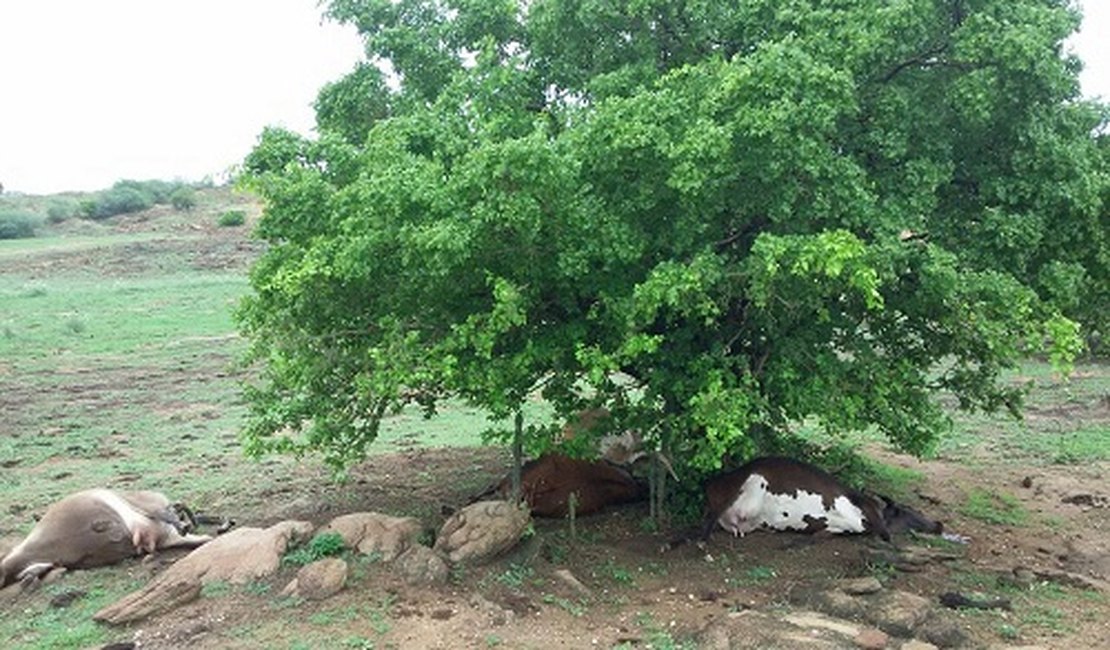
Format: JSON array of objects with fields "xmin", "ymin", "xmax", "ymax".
[
  {"xmin": 1, "ymin": 193, "xmax": 1107, "ymax": 649},
  {"xmin": 109, "ymin": 445, "xmax": 1106, "ymax": 650}
]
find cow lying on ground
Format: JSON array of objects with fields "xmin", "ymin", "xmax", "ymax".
[
  {"xmin": 681, "ymin": 456, "xmax": 942, "ymax": 546},
  {"xmin": 1, "ymin": 489, "xmax": 213, "ymax": 587},
  {"xmin": 477, "ymin": 453, "xmax": 648, "ymax": 518},
  {"xmin": 472, "ymin": 408, "xmax": 677, "ymax": 518}
]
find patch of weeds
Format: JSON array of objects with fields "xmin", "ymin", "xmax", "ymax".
[
  {"xmin": 641, "ymin": 561, "xmax": 668, "ymax": 577},
  {"xmin": 493, "ymin": 562, "xmax": 535, "ymax": 589},
  {"xmin": 542, "ymin": 593, "xmax": 587, "ymax": 616},
  {"xmin": 63, "ymin": 315, "xmax": 86, "ymax": 334},
  {"xmin": 599, "ymin": 559, "xmax": 635, "ymax": 586},
  {"xmin": 1020, "ymin": 604, "xmax": 1071, "ymax": 635},
  {"xmin": 542, "ymin": 535, "xmax": 569, "ymax": 564},
  {"xmin": 242, "ymin": 581, "xmax": 272, "ymax": 596},
  {"xmin": 342, "ymin": 637, "xmax": 376, "ymax": 650},
  {"xmin": 485, "ymin": 634, "xmax": 503, "ymax": 647},
  {"xmin": 634, "ymin": 611, "xmax": 695, "ymax": 649},
  {"xmin": 283, "ymin": 532, "xmax": 346, "ymax": 566},
  {"xmin": 646, "ymin": 629, "xmax": 696, "ymax": 650},
  {"xmin": 1041, "ymin": 515, "xmax": 1068, "ymax": 533},
  {"xmin": 449, "ymin": 564, "xmax": 468, "ymax": 585},
  {"xmin": 271, "ymin": 595, "xmax": 306, "ymax": 610},
  {"xmin": 639, "ymin": 517, "xmax": 661, "ymax": 533},
  {"xmin": 348, "ymin": 551, "xmax": 381, "ymax": 582},
  {"xmin": 351, "ymin": 594, "xmax": 394, "ymax": 636},
  {"xmin": 960, "ymin": 489, "xmax": 1028, "ymax": 526},
  {"xmin": 201, "ymin": 580, "xmax": 233, "ymax": 598},
  {"xmin": 743, "ymin": 565, "xmax": 777, "ymax": 583},
  {"xmin": 1044, "ymin": 427, "xmax": 1110, "ymax": 464},
  {"xmin": 996, "ymin": 622, "xmax": 1020, "ymax": 640},
  {"xmin": 310, "ymin": 606, "xmax": 353, "ymax": 626}
]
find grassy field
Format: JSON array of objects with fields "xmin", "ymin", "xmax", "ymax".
[{"xmin": 1, "ymin": 188, "xmax": 1107, "ymax": 649}]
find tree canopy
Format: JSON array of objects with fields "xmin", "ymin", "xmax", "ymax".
[{"xmin": 238, "ymin": 0, "xmax": 1104, "ymax": 475}]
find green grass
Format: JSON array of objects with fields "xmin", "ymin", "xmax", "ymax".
[
  {"xmin": 959, "ymin": 488, "xmax": 1028, "ymax": 526},
  {"xmin": 0, "ymin": 576, "xmax": 143, "ymax": 649},
  {"xmin": 939, "ymin": 361, "xmax": 1110, "ymax": 466}
]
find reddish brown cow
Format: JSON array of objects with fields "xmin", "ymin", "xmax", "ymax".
[{"xmin": 484, "ymin": 453, "xmax": 646, "ymax": 518}]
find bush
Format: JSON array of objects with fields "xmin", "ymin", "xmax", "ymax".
[
  {"xmin": 0, "ymin": 210, "xmax": 41, "ymax": 239},
  {"xmin": 87, "ymin": 187, "xmax": 154, "ymax": 220},
  {"xmin": 170, "ymin": 187, "xmax": 197, "ymax": 211},
  {"xmin": 46, "ymin": 199, "xmax": 79, "ymax": 223},
  {"xmin": 217, "ymin": 209, "xmax": 246, "ymax": 227},
  {"xmin": 282, "ymin": 532, "xmax": 346, "ymax": 566}
]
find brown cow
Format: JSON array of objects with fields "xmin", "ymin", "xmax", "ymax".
[
  {"xmin": 482, "ymin": 453, "xmax": 647, "ymax": 518},
  {"xmin": 1, "ymin": 489, "xmax": 212, "ymax": 587}
]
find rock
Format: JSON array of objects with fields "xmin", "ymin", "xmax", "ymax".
[
  {"xmin": 782, "ymin": 612, "xmax": 861, "ymax": 637},
  {"xmin": 395, "ymin": 545, "xmax": 449, "ymax": 586},
  {"xmin": 899, "ymin": 642, "xmax": 938, "ymax": 650},
  {"xmin": 280, "ymin": 558, "xmax": 348, "ymax": 600},
  {"xmin": 316, "ymin": 512, "xmax": 422, "ymax": 562},
  {"xmin": 802, "ymin": 588, "xmax": 867, "ymax": 620},
  {"xmin": 698, "ymin": 610, "xmax": 857, "ymax": 649},
  {"xmin": 434, "ymin": 500, "xmax": 531, "ymax": 565},
  {"xmin": 871, "ymin": 591, "xmax": 931, "ymax": 638},
  {"xmin": 95, "ymin": 520, "xmax": 313, "ymax": 625},
  {"xmin": 553, "ymin": 568, "xmax": 592, "ymax": 596},
  {"xmin": 840, "ymin": 577, "xmax": 884, "ymax": 595},
  {"xmin": 1030, "ymin": 567, "xmax": 1108, "ymax": 592},
  {"xmin": 468, "ymin": 593, "xmax": 514, "ymax": 626},
  {"xmin": 917, "ymin": 614, "xmax": 969, "ymax": 648},
  {"xmin": 49, "ymin": 588, "xmax": 86, "ymax": 608},
  {"xmin": 854, "ymin": 628, "xmax": 889, "ymax": 649}
]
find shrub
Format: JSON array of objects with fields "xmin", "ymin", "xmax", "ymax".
[
  {"xmin": 88, "ymin": 187, "xmax": 153, "ymax": 219},
  {"xmin": 217, "ymin": 209, "xmax": 246, "ymax": 227},
  {"xmin": 0, "ymin": 210, "xmax": 41, "ymax": 239},
  {"xmin": 170, "ymin": 187, "xmax": 197, "ymax": 211},
  {"xmin": 46, "ymin": 199, "xmax": 79, "ymax": 223},
  {"xmin": 282, "ymin": 532, "xmax": 346, "ymax": 566}
]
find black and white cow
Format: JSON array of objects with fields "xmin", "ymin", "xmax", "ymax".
[{"xmin": 696, "ymin": 456, "xmax": 942, "ymax": 543}]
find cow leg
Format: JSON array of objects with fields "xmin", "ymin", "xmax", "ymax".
[
  {"xmin": 159, "ymin": 528, "xmax": 213, "ymax": 550},
  {"xmin": 16, "ymin": 562, "xmax": 55, "ymax": 583}
]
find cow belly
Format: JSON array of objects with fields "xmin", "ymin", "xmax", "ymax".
[{"xmin": 716, "ymin": 474, "xmax": 867, "ymax": 535}]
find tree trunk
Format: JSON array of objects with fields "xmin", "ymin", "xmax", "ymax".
[{"xmin": 510, "ymin": 409, "xmax": 524, "ymax": 502}]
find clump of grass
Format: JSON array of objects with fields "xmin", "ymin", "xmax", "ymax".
[
  {"xmin": 542, "ymin": 593, "xmax": 587, "ymax": 616},
  {"xmin": 217, "ymin": 209, "xmax": 247, "ymax": 227},
  {"xmin": 282, "ymin": 532, "xmax": 346, "ymax": 566},
  {"xmin": 63, "ymin": 316, "xmax": 87, "ymax": 334},
  {"xmin": 492, "ymin": 562, "xmax": 534, "ymax": 588},
  {"xmin": 960, "ymin": 489, "xmax": 1028, "ymax": 526}
]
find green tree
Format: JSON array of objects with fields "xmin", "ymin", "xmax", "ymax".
[{"xmin": 239, "ymin": 0, "xmax": 1101, "ymax": 477}]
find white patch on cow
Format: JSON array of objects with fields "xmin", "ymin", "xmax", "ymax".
[
  {"xmin": 716, "ymin": 473, "xmax": 867, "ymax": 536},
  {"xmin": 88, "ymin": 489, "xmax": 152, "ymax": 534}
]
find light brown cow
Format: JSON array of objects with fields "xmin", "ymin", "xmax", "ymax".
[{"xmin": 1, "ymin": 489, "xmax": 212, "ymax": 587}]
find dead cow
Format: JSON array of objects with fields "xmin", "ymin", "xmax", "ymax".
[
  {"xmin": 481, "ymin": 453, "xmax": 647, "ymax": 518},
  {"xmin": 1, "ymin": 489, "xmax": 212, "ymax": 587},
  {"xmin": 697, "ymin": 456, "xmax": 942, "ymax": 543}
]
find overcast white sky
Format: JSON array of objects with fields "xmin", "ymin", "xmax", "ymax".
[{"xmin": 0, "ymin": 1, "xmax": 1107, "ymax": 195}]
